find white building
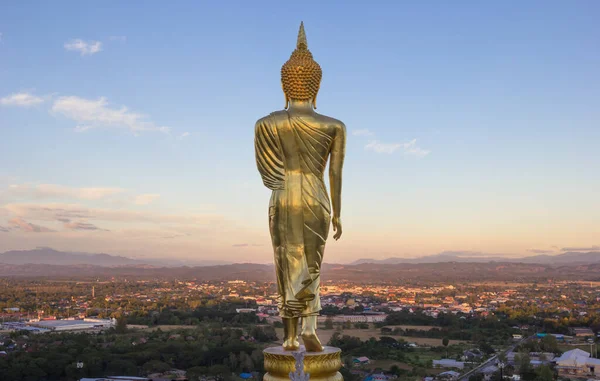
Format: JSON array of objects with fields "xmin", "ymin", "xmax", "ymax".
[
  {"xmin": 555, "ymin": 348, "xmax": 600, "ymax": 378},
  {"xmin": 328, "ymin": 314, "xmax": 387, "ymax": 323},
  {"xmin": 433, "ymin": 359, "xmax": 465, "ymax": 369},
  {"xmin": 28, "ymin": 318, "xmax": 114, "ymax": 332}
]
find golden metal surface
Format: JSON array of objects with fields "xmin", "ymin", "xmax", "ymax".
[
  {"xmin": 254, "ymin": 22, "xmax": 346, "ymax": 353},
  {"xmin": 263, "ymin": 346, "xmax": 343, "ymax": 381},
  {"xmin": 281, "ymin": 22, "xmax": 322, "ymax": 109}
]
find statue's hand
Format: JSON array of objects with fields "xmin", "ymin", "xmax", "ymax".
[{"xmin": 332, "ymin": 217, "xmax": 342, "ymax": 240}]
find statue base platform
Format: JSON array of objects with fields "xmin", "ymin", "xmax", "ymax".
[{"xmin": 263, "ymin": 346, "xmax": 343, "ymax": 381}]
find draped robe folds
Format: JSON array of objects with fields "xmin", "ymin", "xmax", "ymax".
[{"xmin": 255, "ymin": 110, "xmax": 332, "ymax": 318}]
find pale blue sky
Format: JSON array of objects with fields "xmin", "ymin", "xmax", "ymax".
[{"xmin": 1, "ymin": 1, "xmax": 599, "ymax": 263}]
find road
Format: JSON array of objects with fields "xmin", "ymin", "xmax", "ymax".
[{"xmin": 459, "ymin": 335, "xmax": 535, "ymax": 381}]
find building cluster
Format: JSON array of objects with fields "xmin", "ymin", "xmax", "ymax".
[{"xmin": 1, "ymin": 317, "xmax": 115, "ymax": 333}]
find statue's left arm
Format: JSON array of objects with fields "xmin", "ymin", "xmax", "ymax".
[{"xmin": 329, "ymin": 122, "xmax": 346, "ymax": 240}]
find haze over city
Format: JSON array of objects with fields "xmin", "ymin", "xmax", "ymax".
[{"xmin": 1, "ymin": 1, "xmax": 599, "ymax": 264}]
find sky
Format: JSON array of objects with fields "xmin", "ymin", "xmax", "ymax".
[{"xmin": 1, "ymin": 1, "xmax": 599, "ymax": 264}]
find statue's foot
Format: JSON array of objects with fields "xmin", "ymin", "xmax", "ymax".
[
  {"xmin": 282, "ymin": 316, "xmax": 300, "ymax": 350},
  {"xmin": 301, "ymin": 332, "xmax": 323, "ymax": 352},
  {"xmin": 283, "ymin": 337, "xmax": 300, "ymax": 351}
]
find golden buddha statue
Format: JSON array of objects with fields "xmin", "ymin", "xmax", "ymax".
[{"xmin": 255, "ymin": 22, "xmax": 346, "ymax": 353}]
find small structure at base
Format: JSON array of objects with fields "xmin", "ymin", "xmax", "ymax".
[
  {"xmin": 353, "ymin": 357, "xmax": 370, "ymax": 366},
  {"xmin": 289, "ymin": 351, "xmax": 310, "ymax": 381},
  {"xmin": 263, "ymin": 346, "xmax": 342, "ymax": 381}
]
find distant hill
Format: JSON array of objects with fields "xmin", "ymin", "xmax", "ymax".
[
  {"xmin": 519, "ymin": 251, "xmax": 600, "ymax": 264},
  {"xmin": 0, "ymin": 248, "xmax": 231, "ymax": 267},
  {"xmin": 351, "ymin": 251, "xmax": 600, "ymax": 265},
  {"xmin": 0, "ymin": 262, "xmax": 273, "ymax": 280},
  {"xmin": 1, "ymin": 261, "xmax": 600, "ymax": 282},
  {"xmin": 3, "ymin": 248, "xmax": 599, "ymax": 280}
]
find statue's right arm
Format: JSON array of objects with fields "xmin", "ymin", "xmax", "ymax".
[
  {"xmin": 329, "ymin": 122, "xmax": 346, "ymax": 240},
  {"xmin": 254, "ymin": 120, "xmax": 261, "ymax": 173}
]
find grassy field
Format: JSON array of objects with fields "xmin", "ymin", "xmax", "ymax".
[
  {"xmin": 368, "ymin": 359, "xmax": 415, "ymax": 370},
  {"xmin": 396, "ymin": 336, "xmax": 467, "ymax": 346},
  {"xmin": 365, "ymin": 358, "xmax": 445, "ymax": 374},
  {"xmin": 127, "ymin": 324, "xmax": 195, "ymax": 331},
  {"xmin": 128, "ymin": 324, "xmax": 469, "ymax": 347},
  {"xmin": 383, "ymin": 325, "xmax": 439, "ymax": 331},
  {"xmin": 274, "ymin": 327, "xmax": 468, "ymax": 346},
  {"xmin": 559, "ymin": 343, "xmax": 598, "ymax": 355}
]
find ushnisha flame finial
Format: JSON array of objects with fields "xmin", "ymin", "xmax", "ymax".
[
  {"xmin": 297, "ymin": 21, "xmax": 308, "ymax": 50},
  {"xmin": 281, "ymin": 21, "xmax": 322, "ymax": 107}
]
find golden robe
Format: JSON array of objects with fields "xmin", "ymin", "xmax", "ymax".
[{"xmin": 255, "ymin": 110, "xmax": 332, "ymax": 318}]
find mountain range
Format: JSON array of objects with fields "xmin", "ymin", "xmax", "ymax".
[
  {"xmin": 0, "ymin": 247, "xmax": 231, "ymax": 267},
  {"xmin": 0, "ymin": 248, "xmax": 600, "ymax": 281},
  {"xmin": 0, "ymin": 261, "xmax": 599, "ymax": 282},
  {"xmin": 1, "ymin": 248, "xmax": 599, "ymax": 270},
  {"xmin": 351, "ymin": 250, "xmax": 600, "ymax": 265}
]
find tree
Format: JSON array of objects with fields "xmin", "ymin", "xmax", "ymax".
[
  {"xmin": 517, "ymin": 354, "xmax": 535, "ymax": 381},
  {"xmin": 106, "ymin": 359, "xmax": 137, "ymax": 376},
  {"xmin": 187, "ymin": 366, "xmax": 208, "ymax": 381},
  {"xmin": 324, "ymin": 317, "xmax": 334, "ymax": 329},
  {"xmin": 209, "ymin": 364, "xmax": 233, "ymax": 381},
  {"xmin": 534, "ymin": 365, "xmax": 554, "ymax": 381},
  {"xmin": 227, "ymin": 353, "xmax": 238, "ymax": 372},
  {"xmin": 442, "ymin": 337, "xmax": 450, "ymax": 357},
  {"xmin": 498, "ymin": 353, "xmax": 507, "ymax": 363},
  {"xmin": 115, "ymin": 316, "xmax": 128, "ymax": 334},
  {"xmin": 540, "ymin": 335, "xmax": 559, "ymax": 353},
  {"xmin": 239, "ymin": 352, "xmax": 254, "ymax": 372},
  {"xmin": 343, "ymin": 355, "xmax": 354, "ymax": 369},
  {"xmin": 142, "ymin": 360, "xmax": 170, "ymax": 374},
  {"xmin": 479, "ymin": 341, "xmax": 495, "ymax": 355},
  {"xmin": 389, "ymin": 365, "xmax": 407, "ymax": 377}
]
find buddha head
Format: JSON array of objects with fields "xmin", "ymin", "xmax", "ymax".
[{"xmin": 281, "ymin": 22, "xmax": 322, "ymax": 109}]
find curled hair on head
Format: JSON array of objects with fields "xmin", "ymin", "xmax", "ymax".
[{"xmin": 281, "ymin": 22, "xmax": 322, "ymax": 108}]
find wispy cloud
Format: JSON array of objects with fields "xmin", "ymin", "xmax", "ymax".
[
  {"xmin": 527, "ymin": 249, "xmax": 555, "ymax": 254},
  {"xmin": 3, "ymin": 203, "xmax": 225, "ymax": 227},
  {"xmin": 134, "ymin": 194, "xmax": 160, "ymax": 206},
  {"xmin": 364, "ymin": 141, "xmax": 403, "ymax": 154},
  {"xmin": 365, "ymin": 139, "xmax": 430, "ymax": 157},
  {"xmin": 352, "ymin": 129, "xmax": 374, "ymax": 137},
  {"xmin": 232, "ymin": 243, "xmax": 264, "ymax": 247},
  {"xmin": 64, "ymin": 39, "xmax": 102, "ymax": 56},
  {"xmin": 8, "ymin": 217, "xmax": 55, "ymax": 233},
  {"xmin": 64, "ymin": 221, "xmax": 107, "ymax": 231},
  {"xmin": 0, "ymin": 225, "xmax": 9, "ymax": 233},
  {"xmin": 178, "ymin": 132, "xmax": 190, "ymax": 140},
  {"xmin": 109, "ymin": 35, "xmax": 127, "ymax": 42},
  {"xmin": 5, "ymin": 184, "xmax": 124, "ymax": 201},
  {"xmin": 562, "ymin": 245, "xmax": 600, "ymax": 252},
  {"xmin": 51, "ymin": 96, "xmax": 170, "ymax": 134},
  {"xmin": 353, "ymin": 129, "xmax": 430, "ymax": 157},
  {"xmin": 161, "ymin": 233, "xmax": 189, "ymax": 239},
  {"xmin": 0, "ymin": 92, "xmax": 45, "ymax": 107}
]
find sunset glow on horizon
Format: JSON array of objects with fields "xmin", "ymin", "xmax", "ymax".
[{"xmin": 1, "ymin": 1, "xmax": 599, "ymax": 263}]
